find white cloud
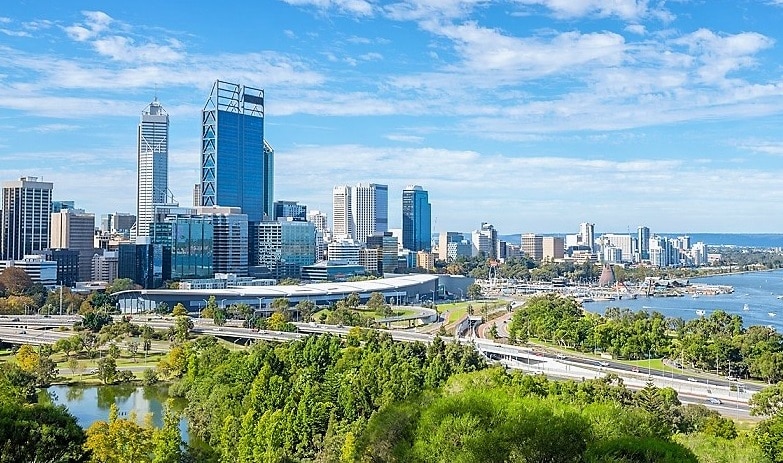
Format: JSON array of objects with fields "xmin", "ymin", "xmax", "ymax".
[
  {"xmin": 673, "ymin": 29, "xmax": 774, "ymax": 85},
  {"xmin": 281, "ymin": 0, "xmax": 374, "ymax": 16},
  {"xmin": 513, "ymin": 0, "xmax": 653, "ymax": 20},
  {"xmin": 92, "ymin": 36, "xmax": 184, "ymax": 63},
  {"xmin": 385, "ymin": 134, "xmax": 424, "ymax": 143},
  {"xmin": 64, "ymin": 10, "xmax": 113, "ymax": 41},
  {"xmin": 384, "ymin": 0, "xmax": 487, "ymax": 21},
  {"xmin": 359, "ymin": 52, "xmax": 383, "ymax": 60},
  {"xmin": 625, "ymin": 24, "xmax": 646, "ymax": 35},
  {"xmin": 735, "ymin": 140, "xmax": 783, "ymax": 156},
  {"xmin": 0, "ymin": 28, "xmax": 30, "ymax": 37}
]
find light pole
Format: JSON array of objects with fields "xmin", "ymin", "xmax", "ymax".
[
  {"xmin": 59, "ymin": 284, "xmax": 64, "ymax": 316},
  {"xmin": 201, "ymin": 299, "xmax": 208, "ymax": 318},
  {"xmin": 220, "ymin": 299, "xmax": 227, "ymax": 310}
]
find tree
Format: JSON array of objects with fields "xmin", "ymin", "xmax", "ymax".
[
  {"xmin": 173, "ymin": 316, "xmax": 193, "ymax": 344},
  {"xmin": 750, "ymin": 382, "xmax": 783, "ymax": 416},
  {"xmin": 97, "ymin": 356, "xmax": 118, "ymax": 384},
  {"xmin": 84, "ymin": 403, "xmax": 153, "ymax": 462},
  {"xmin": 0, "ymin": 266, "xmax": 33, "ymax": 295},
  {"xmin": 83, "ymin": 312, "xmax": 113, "ymax": 332},
  {"xmin": 467, "ymin": 283, "xmax": 482, "ymax": 300},
  {"xmin": 105, "ymin": 277, "xmax": 137, "ymax": 295},
  {"xmin": 488, "ymin": 323, "xmax": 499, "ymax": 339},
  {"xmin": 755, "ymin": 414, "xmax": 783, "ymax": 463},
  {"xmin": 213, "ymin": 306, "xmax": 227, "ymax": 326},
  {"xmin": 367, "ymin": 292, "xmax": 392, "ymax": 316},
  {"xmin": 296, "ymin": 299, "xmax": 316, "ymax": 322},
  {"xmin": 0, "ymin": 402, "xmax": 86, "ymax": 462},
  {"xmin": 271, "ymin": 297, "xmax": 290, "ymax": 314},
  {"xmin": 67, "ymin": 357, "xmax": 82, "ymax": 376},
  {"xmin": 172, "ymin": 303, "xmax": 188, "ymax": 317},
  {"xmin": 345, "ymin": 292, "xmax": 361, "ymax": 309},
  {"xmin": 152, "ymin": 400, "xmax": 183, "ymax": 463},
  {"xmin": 108, "ymin": 342, "xmax": 121, "ymax": 359},
  {"xmin": 127, "ymin": 340, "xmax": 140, "ymax": 362}
]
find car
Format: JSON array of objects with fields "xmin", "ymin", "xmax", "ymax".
[
  {"xmin": 598, "ymin": 361, "xmax": 609, "ymax": 367},
  {"xmin": 555, "ymin": 353, "xmax": 567, "ymax": 360},
  {"xmin": 706, "ymin": 397, "xmax": 722, "ymax": 405},
  {"xmin": 687, "ymin": 377, "xmax": 698, "ymax": 382},
  {"xmin": 631, "ymin": 367, "xmax": 640, "ymax": 373},
  {"xmin": 727, "ymin": 376, "xmax": 738, "ymax": 382}
]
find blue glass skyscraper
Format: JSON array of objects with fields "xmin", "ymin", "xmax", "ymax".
[
  {"xmin": 200, "ymin": 80, "xmax": 273, "ymax": 223},
  {"xmin": 402, "ymin": 185, "xmax": 431, "ymax": 252}
]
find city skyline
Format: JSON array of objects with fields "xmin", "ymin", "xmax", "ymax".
[{"xmin": 2, "ymin": 2, "xmax": 783, "ymax": 233}]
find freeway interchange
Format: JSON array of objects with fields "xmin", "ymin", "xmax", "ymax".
[{"xmin": 0, "ymin": 314, "xmax": 757, "ymax": 418}]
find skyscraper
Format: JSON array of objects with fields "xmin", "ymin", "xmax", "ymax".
[
  {"xmin": 1, "ymin": 177, "xmax": 53, "ymax": 260},
  {"xmin": 402, "ymin": 185, "xmax": 431, "ymax": 252},
  {"xmin": 332, "ymin": 186, "xmax": 353, "ymax": 239},
  {"xmin": 353, "ymin": 183, "xmax": 388, "ymax": 243},
  {"xmin": 637, "ymin": 226, "xmax": 650, "ymax": 260},
  {"xmin": 135, "ymin": 98, "xmax": 169, "ymax": 240},
  {"xmin": 200, "ymin": 80, "xmax": 273, "ymax": 222}
]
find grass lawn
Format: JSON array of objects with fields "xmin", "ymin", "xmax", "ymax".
[{"xmin": 440, "ymin": 300, "xmax": 508, "ymax": 324}]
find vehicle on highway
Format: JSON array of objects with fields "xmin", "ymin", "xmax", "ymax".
[
  {"xmin": 597, "ymin": 361, "xmax": 609, "ymax": 367},
  {"xmin": 727, "ymin": 376, "xmax": 738, "ymax": 382},
  {"xmin": 706, "ymin": 397, "xmax": 722, "ymax": 405},
  {"xmin": 631, "ymin": 367, "xmax": 640, "ymax": 373},
  {"xmin": 555, "ymin": 353, "xmax": 567, "ymax": 360},
  {"xmin": 687, "ymin": 377, "xmax": 697, "ymax": 382}
]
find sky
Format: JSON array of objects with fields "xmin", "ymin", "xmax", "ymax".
[{"xmin": 2, "ymin": 1, "xmax": 783, "ymax": 235}]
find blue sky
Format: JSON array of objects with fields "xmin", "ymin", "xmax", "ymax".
[{"xmin": 2, "ymin": 1, "xmax": 783, "ymax": 235}]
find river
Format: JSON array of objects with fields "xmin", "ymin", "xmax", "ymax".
[
  {"xmin": 42, "ymin": 384, "xmax": 189, "ymax": 439},
  {"xmin": 582, "ymin": 269, "xmax": 783, "ymax": 330}
]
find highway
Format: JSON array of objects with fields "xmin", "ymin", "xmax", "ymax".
[{"xmin": 0, "ymin": 314, "xmax": 761, "ymax": 417}]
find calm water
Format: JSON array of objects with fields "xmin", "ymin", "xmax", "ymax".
[
  {"xmin": 582, "ymin": 269, "xmax": 783, "ymax": 330},
  {"xmin": 43, "ymin": 384, "xmax": 189, "ymax": 439}
]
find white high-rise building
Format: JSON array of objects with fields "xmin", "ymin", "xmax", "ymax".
[
  {"xmin": 332, "ymin": 186, "xmax": 353, "ymax": 240},
  {"xmin": 1, "ymin": 177, "xmax": 53, "ymax": 261},
  {"xmin": 599, "ymin": 234, "xmax": 636, "ymax": 262},
  {"xmin": 332, "ymin": 183, "xmax": 388, "ymax": 244},
  {"xmin": 353, "ymin": 183, "xmax": 388, "ymax": 243},
  {"xmin": 134, "ymin": 98, "xmax": 169, "ymax": 240}
]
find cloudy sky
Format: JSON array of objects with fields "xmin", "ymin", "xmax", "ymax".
[{"xmin": 2, "ymin": 1, "xmax": 783, "ymax": 235}]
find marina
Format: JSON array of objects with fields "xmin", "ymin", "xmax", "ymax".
[{"xmin": 581, "ymin": 270, "xmax": 783, "ymax": 330}]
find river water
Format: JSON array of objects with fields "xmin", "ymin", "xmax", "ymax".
[
  {"xmin": 582, "ymin": 269, "xmax": 783, "ymax": 330},
  {"xmin": 43, "ymin": 384, "xmax": 189, "ymax": 439}
]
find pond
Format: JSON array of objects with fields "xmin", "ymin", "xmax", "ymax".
[{"xmin": 42, "ymin": 384, "xmax": 190, "ymax": 440}]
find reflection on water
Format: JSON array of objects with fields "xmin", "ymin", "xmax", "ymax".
[
  {"xmin": 43, "ymin": 384, "xmax": 189, "ymax": 440},
  {"xmin": 583, "ymin": 269, "xmax": 783, "ymax": 330}
]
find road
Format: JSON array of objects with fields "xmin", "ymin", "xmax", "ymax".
[{"xmin": 0, "ymin": 315, "xmax": 762, "ymax": 417}]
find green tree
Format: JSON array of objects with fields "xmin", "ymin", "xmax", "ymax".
[
  {"xmin": 105, "ymin": 278, "xmax": 137, "ymax": 295},
  {"xmin": 127, "ymin": 340, "xmax": 139, "ymax": 362},
  {"xmin": 108, "ymin": 342, "xmax": 121, "ymax": 359},
  {"xmin": 152, "ymin": 400, "xmax": 183, "ymax": 463},
  {"xmin": 0, "ymin": 402, "xmax": 86, "ymax": 462},
  {"xmin": 271, "ymin": 297, "xmax": 290, "ymax": 314},
  {"xmin": 345, "ymin": 292, "xmax": 361, "ymax": 309},
  {"xmin": 295, "ymin": 299, "xmax": 316, "ymax": 322},
  {"xmin": 83, "ymin": 312, "xmax": 113, "ymax": 332},
  {"xmin": 750, "ymin": 382, "xmax": 783, "ymax": 416},
  {"xmin": 84, "ymin": 403, "xmax": 153, "ymax": 462},
  {"xmin": 97, "ymin": 356, "xmax": 118, "ymax": 384},
  {"xmin": 0, "ymin": 266, "xmax": 33, "ymax": 295},
  {"xmin": 467, "ymin": 283, "xmax": 482, "ymax": 300},
  {"xmin": 213, "ymin": 306, "xmax": 227, "ymax": 326},
  {"xmin": 173, "ymin": 316, "xmax": 193, "ymax": 344}
]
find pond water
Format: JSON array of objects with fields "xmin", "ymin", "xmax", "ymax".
[{"xmin": 42, "ymin": 384, "xmax": 189, "ymax": 440}]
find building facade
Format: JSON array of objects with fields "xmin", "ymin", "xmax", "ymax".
[
  {"xmin": 367, "ymin": 232, "xmax": 399, "ymax": 274},
  {"xmin": 200, "ymin": 80, "xmax": 273, "ymax": 222},
  {"xmin": 0, "ymin": 255, "xmax": 57, "ymax": 286},
  {"xmin": 1, "ymin": 177, "xmax": 53, "ymax": 261},
  {"xmin": 50, "ymin": 208, "xmax": 96, "ymax": 281},
  {"xmin": 521, "ymin": 233, "xmax": 543, "ymax": 261},
  {"xmin": 253, "ymin": 219, "xmax": 316, "ymax": 278},
  {"xmin": 42, "ymin": 249, "xmax": 79, "ymax": 287},
  {"xmin": 402, "ymin": 185, "xmax": 431, "ymax": 252},
  {"xmin": 542, "ymin": 236, "xmax": 565, "ymax": 261},
  {"xmin": 353, "ymin": 183, "xmax": 388, "ymax": 243},
  {"xmin": 135, "ymin": 99, "xmax": 169, "ymax": 240},
  {"xmin": 92, "ymin": 250, "xmax": 119, "ymax": 283},
  {"xmin": 273, "ymin": 201, "xmax": 307, "ymax": 221}
]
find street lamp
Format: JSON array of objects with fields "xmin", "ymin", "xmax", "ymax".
[
  {"xmin": 201, "ymin": 299, "xmax": 208, "ymax": 318},
  {"xmin": 220, "ymin": 299, "xmax": 227, "ymax": 310}
]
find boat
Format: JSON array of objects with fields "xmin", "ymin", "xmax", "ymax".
[
  {"xmin": 777, "ymin": 296, "xmax": 783, "ymax": 300},
  {"xmin": 769, "ymin": 312, "xmax": 777, "ymax": 317},
  {"xmin": 691, "ymin": 294, "xmax": 699, "ymax": 299},
  {"xmin": 696, "ymin": 310, "xmax": 706, "ymax": 316},
  {"xmin": 744, "ymin": 304, "xmax": 750, "ymax": 311}
]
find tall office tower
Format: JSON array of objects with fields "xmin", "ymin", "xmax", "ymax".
[
  {"xmin": 472, "ymin": 222, "xmax": 498, "ymax": 259},
  {"xmin": 402, "ymin": 185, "xmax": 431, "ymax": 252},
  {"xmin": 637, "ymin": 226, "xmax": 650, "ymax": 260},
  {"xmin": 353, "ymin": 183, "xmax": 388, "ymax": 242},
  {"xmin": 92, "ymin": 250, "xmax": 119, "ymax": 283},
  {"xmin": 274, "ymin": 200, "xmax": 307, "ymax": 221},
  {"xmin": 332, "ymin": 186, "xmax": 353, "ymax": 239},
  {"xmin": 579, "ymin": 222, "xmax": 595, "ymax": 252},
  {"xmin": 51, "ymin": 200, "xmax": 75, "ymax": 213},
  {"xmin": 1, "ymin": 177, "xmax": 53, "ymax": 260},
  {"xmin": 542, "ymin": 236, "xmax": 565, "ymax": 261},
  {"xmin": 193, "ymin": 184, "xmax": 201, "ymax": 207},
  {"xmin": 521, "ymin": 233, "xmax": 544, "ymax": 261},
  {"xmin": 50, "ymin": 208, "xmax": 96, "ymax": 281},
  {"xmin": 367, "ymin": 232, "xmax": 399, "ymax": 274},
  {"xmin": 201, "ymin": 80, "xmax": 273, "ymax": 222},
  {"xmin": 649, "ymin": 235, "xmax": 672, "ymax": 268},
  {"xmin": 135, "ymin": 98, "xmax": 169, "ymax": 241},
  {"xmin": 308, "ymin": 210, "xmax": 329, "ymax": 261}
]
